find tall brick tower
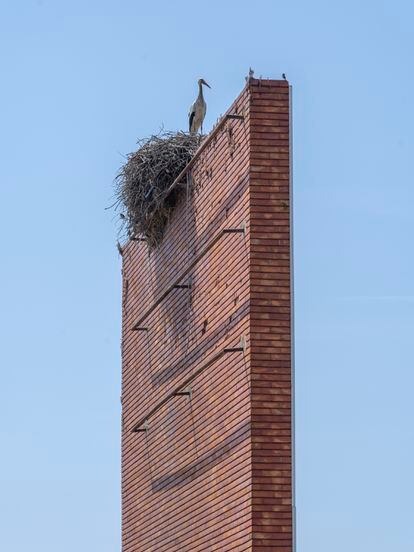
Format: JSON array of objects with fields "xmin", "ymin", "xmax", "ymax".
[{"xmin": 121, "ymin": 79, "xmax": 293, "ymax": 551}]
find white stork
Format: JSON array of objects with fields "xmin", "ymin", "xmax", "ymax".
[{"xmin": 188, "ymin": 78, "xmax": 211, "ymax": 135}]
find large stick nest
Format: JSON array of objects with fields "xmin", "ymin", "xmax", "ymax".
[{"xmin": 115, "ymin": 131, "xmax": 202, "ymax": 248}]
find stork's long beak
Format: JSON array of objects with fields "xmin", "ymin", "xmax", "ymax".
[{"xmin": 202, "ymin": 80, "xmax": 211, "ymax": 88}]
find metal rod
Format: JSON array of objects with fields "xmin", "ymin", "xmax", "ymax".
[
  {"xmin": 223, "ymin": 346, "xmax": 244, "ymax": 353},
  {"xmin": 131, "ymin": 226, "xmax": 245, "ymax": 331},
  {"xmin": 226, "ymin": 114, "xmax": 244, "ymax": 120},
  {"xmin": 132, "ymin": 342, "xmax": 244, "ymax": 432},
  {"xmin": 175, "ymin": 387, "xmax": 192, "ymax": 398}
]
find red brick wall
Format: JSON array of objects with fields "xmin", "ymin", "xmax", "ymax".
[{"xmin": 121, "ymin": 79, "xmax": 292, "ymax": 551}]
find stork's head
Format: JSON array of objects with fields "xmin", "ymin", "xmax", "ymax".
[{"xmin": 198, "ymin": 78, "xmax": 211, "ymax": 89}]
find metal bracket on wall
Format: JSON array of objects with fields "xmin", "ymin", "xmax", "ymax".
[
  {"xmin": 226, "ymin": 114, "xmax": 244, "ymax": 121},
  {"xmin": 174, "ymin": 387, "xmax": 192, "ymax": 399},
  {"xmin": 134, "ymin": 419, "xmax": 149, "ymax": 433},
  {"xmin": 131, "ymin": 225, "xmax": 246, "ymax": 331},
  {"xmin": 236, "ymin": 335, "xmax": 246, "ymax": 353},
  {"xmin": 131, "ymin": 337, "xmax": 245, "ymax": 433}
]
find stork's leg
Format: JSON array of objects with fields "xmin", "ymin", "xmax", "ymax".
[{"xmin": 201, "ymin": 123, "xmax": 203, "ymax": 135}]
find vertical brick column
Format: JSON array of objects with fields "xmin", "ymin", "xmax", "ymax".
[
  {"xmin": 121, "ymin": 79, "xmax": 293, "ymax": 552},
  {"xmin": 249, "ymin": 80, "xmax": 293, "ymax": 551}
]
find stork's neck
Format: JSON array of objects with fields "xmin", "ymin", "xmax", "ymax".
[{"xmin": 198, "ymin": 82, "xmax": 204, "ymax": 99}]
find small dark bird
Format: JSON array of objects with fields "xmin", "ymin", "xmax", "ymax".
[
  {"xmin": 245, "ymin": 67, "xmax": 254, "ymax": 82},
  {"xmin": 282, "ymin": 73, "xmax": 287, "ymax": 80},
  {"xmin": 116, "ymin": 241, "xmax": 124, "ymax": 256}
]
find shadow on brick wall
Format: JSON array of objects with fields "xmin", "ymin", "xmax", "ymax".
[
  {"xmin": 151, "ymin": 420, "xmax": 250, "ymax": 492},
  {"xmin": 151, "ymin": 298, "xmax": 248, "ymax": 386}
]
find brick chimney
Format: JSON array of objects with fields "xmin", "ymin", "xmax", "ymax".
[{"xmin": 121, "ymin": 78, "xmax": 293, "ymax": 551}]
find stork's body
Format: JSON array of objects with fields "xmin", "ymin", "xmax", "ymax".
[{"xmin": 188, "ymin": 79, "xmax": 210, "ymax": 134}]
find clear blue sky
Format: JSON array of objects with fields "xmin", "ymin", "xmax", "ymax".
[{"xmin": 1, "ymin": 1, "xmax": 413, "ymax": 550}]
